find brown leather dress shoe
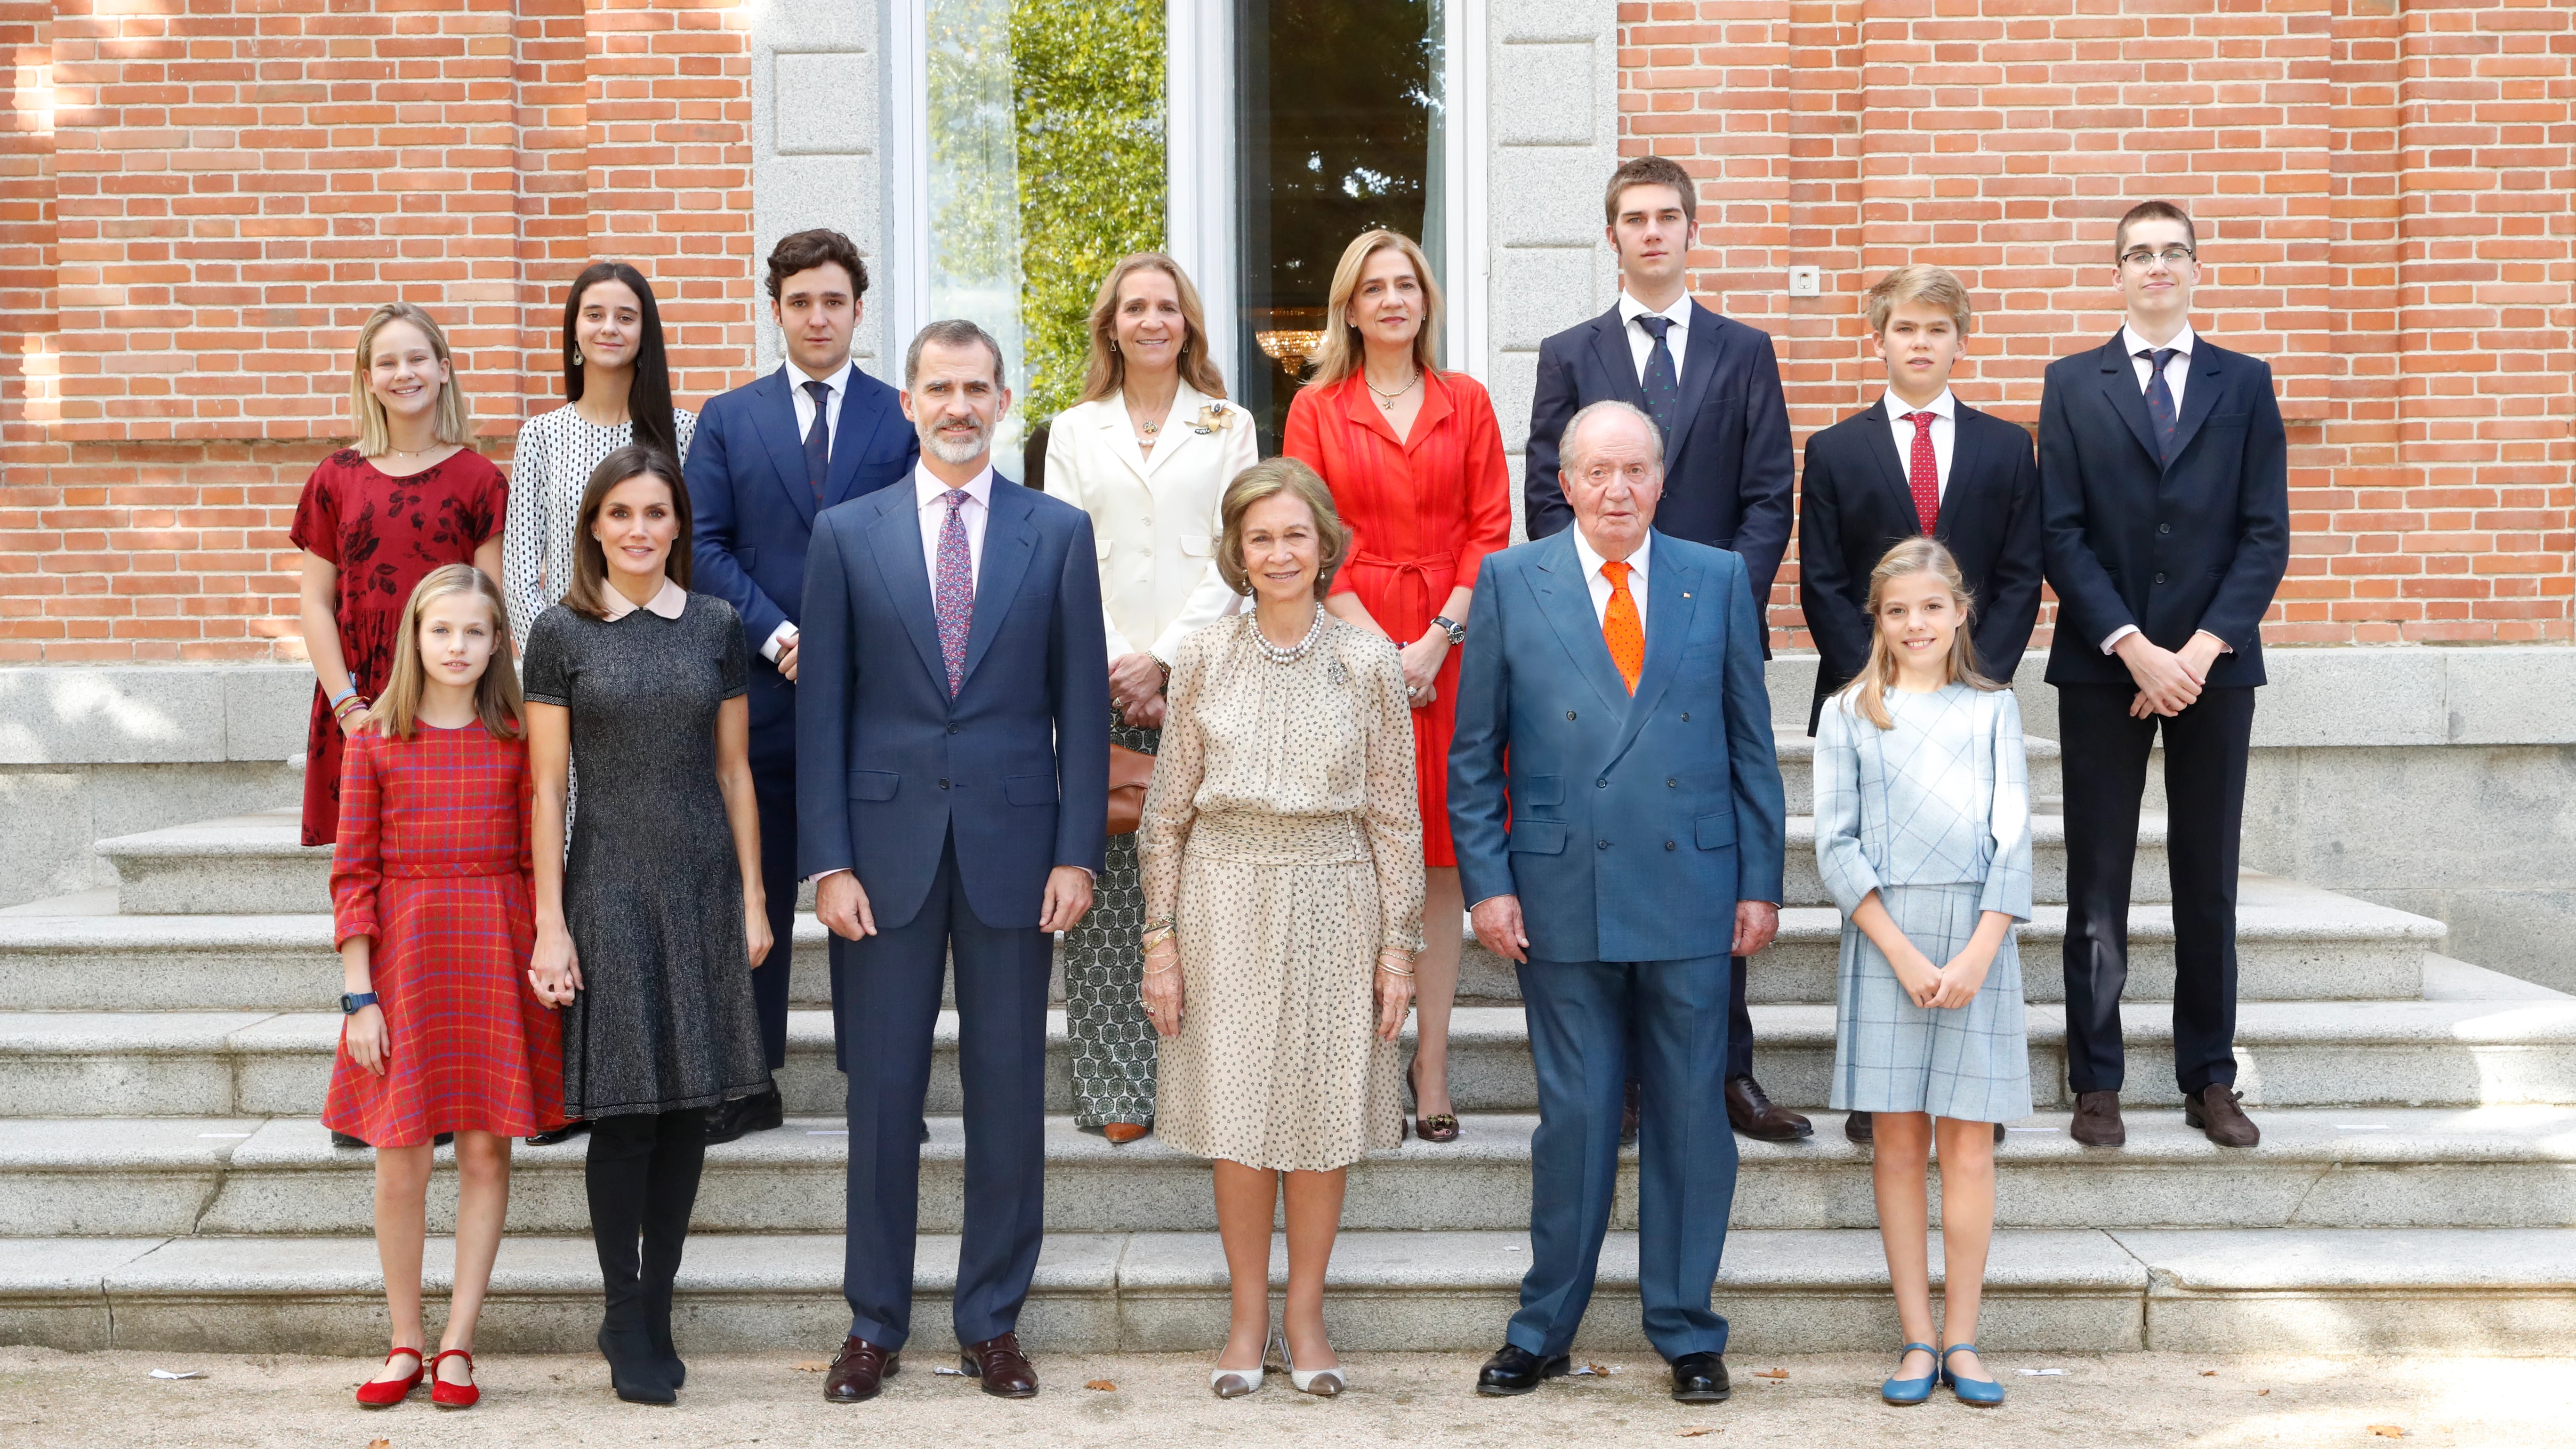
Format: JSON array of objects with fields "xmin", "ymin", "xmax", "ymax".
[
  {"xmin": 1100, "ymin": 1122, "xmax": 1150, "ymax": 1145},
  {"xmin": 2070, "ymin": 1090, "xmax": 2126, "ymax": 1146},
  {"xmin": 959, "ymin": 1332, "xmax": 1038, "ymax": 1398},
  {"xmin": 822, "ymin": 1336, "xmax": 899, "ymax": 1403},
  {"xmin": 2185, "ymin": 1084, "xmax": 2261, "ymax": 1147},
  {"xmin": 1725, "ymin": 1076, "xmax": 1814, "ymax": 1142}
]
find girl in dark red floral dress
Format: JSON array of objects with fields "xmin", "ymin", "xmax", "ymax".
[
  {"xmin": 293, "ymin": 301, "xmax": 507, "ymax": 846},
  {"xmin": 329, "ymin": 564, "xmax": 566, "ymax": 1411}
]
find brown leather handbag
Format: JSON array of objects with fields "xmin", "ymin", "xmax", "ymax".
[{"xmin": 1107, "ymin": 742, "xmax": 1156, "ymax": 836}]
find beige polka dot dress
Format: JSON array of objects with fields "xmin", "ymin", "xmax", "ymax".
[{"xmin": 1139, "ymin": 612, "xmax": 1426, "ymax": 1172}]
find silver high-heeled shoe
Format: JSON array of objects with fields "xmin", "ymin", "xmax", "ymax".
[
  {"xmin": 1281, "ymin": 1336, "xmax": 1344, "ymax": 1397},
  {"xmin": 1211, "ymin": 1329, "xmax": 1273, "ymax": 1398}
]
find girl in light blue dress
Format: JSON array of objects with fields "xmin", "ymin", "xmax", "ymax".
[{"xmin": 1815, "ymin": 536, "xmax": 2032, "ymax": 1409}]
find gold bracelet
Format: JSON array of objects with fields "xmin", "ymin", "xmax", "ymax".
[
  {"xmin": 1377, "ymin": 962, "xmax": 1417, "ymax": 977},
  {"xmin": 1142, "ymin": 960, "xmax": 1179, "ymax": 977}
]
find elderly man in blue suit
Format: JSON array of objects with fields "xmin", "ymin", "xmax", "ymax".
[
  {"xmin": 686, "ymin": 228, "xmax": 919, "ymax": 1144},
  {"xmin": 1451, "ymin": 400, "xmax": 1786, "ymax": 1406},
  {"xmin": 799, "ymin": 319, "xmax": 1108, "ymax": 1405}
]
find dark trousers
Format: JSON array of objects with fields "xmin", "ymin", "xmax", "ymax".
[
  {"xmin": 750, "ymin": 764, "xmax": 798, "ymax": 1070},
  {"xmin": 833, "ymin": 831, "xmax": 1051, "ymax": 1350},
  {"xmin": 2057, "ymin": 682, "xmax": 2256, "ymax": 1096},
  {"xmin": 1513, "ymin": 954, "xmax": 1737, "ymax": 1362},
  {"xmin": 1625, "ymin": 955, "xmax": 1753, "ymax": 1093}
]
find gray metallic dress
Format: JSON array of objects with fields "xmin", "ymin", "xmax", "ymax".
[
  {"xmin": 1059, "ymin": 709, "xmax": 1159, "ymax": 1127},
  {"xmin": 523, "ymin": 594, "xmax": 773, "ymax": 1119}
]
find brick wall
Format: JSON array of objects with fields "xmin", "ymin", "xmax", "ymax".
[
  {"xmin": 1622, "ymin": 0, "xmax": 2575, "ymax": 648},
  {"xmin": 0, "ymin": 0, "xmax": 752, "ymax": 662}
]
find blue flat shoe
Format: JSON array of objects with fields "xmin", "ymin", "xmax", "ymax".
[
  {"xmin": 1880, "ymin": 1341, "xmax": 1938, "ymax": 1405},
  {"xmin": 1941, "ymin": 1344, "xmax": 2004, "ymax": 1406}
]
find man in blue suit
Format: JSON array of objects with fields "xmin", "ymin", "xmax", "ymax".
[
  {"xmin": 800, "ymin": 319, "xmax": 1108, "ymax": 1405},
  {"xmin": 2040, "ymin": 201, "xmax": 2289, "ymax": 1152},
  {"xmin": 1452, "ymin": 401, "xmax": 1786, "ymax": 1405},
  {"xmin": 688, "ymin": 228, "xmax": 919, "ymax": 1144},
  {"xmin": 1523, "ymin": 154, "xmax": 1805, "ymax": 1143}
]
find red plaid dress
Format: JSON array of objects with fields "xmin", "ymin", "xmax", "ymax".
[{"xmin": 322, "ymin": 723, "xmax": 565, "ymax": 1145}]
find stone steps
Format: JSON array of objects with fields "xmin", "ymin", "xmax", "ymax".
[
  {"xmin": 8, "ymin": 1225, "xmax": 2571, "ymax": 1356},
  {"xmin": 0, "ymin": 872, "xmax": 2435, "ymax": 1012},
  {"xmin": 8, "ymin": 992, "xmax": 2574, "ymax": 1120},
  {"xmin": 9, "ymin": 1107, "xmax": 2573, "ymax": 1240}
]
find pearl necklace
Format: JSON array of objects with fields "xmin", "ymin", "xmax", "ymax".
[{"xmin": 1250, "ymin": 606, "xmax": 1324, "ymax": 665}]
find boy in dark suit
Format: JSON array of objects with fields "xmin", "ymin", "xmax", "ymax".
[
  {"xmin": 1798, "ymin": 265, "xmax": 2042, "ymax": 1144},
  {"xmin": 1523, "ymin": 153, "xmax": 1804, "ymax": 1143},
  {"xmin": 2039, "ymin": 201, "xmax": 2290, "ymax": 1150}
]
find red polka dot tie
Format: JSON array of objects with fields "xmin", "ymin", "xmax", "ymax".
[{"xmin": 1903, "ymin": 411, "xmax": 1940, "ymax": 537}]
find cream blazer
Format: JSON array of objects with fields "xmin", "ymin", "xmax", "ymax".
[{"xmin": 1044, "ymin": 382, "xmax": 1261, "ymax": 663}]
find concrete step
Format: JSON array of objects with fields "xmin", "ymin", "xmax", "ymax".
[
  {"xmin": 0, "ymin": 873, "xmax": 2438, "ymax": 1012},
  {"xmin": 10, "ymin": 1107, "xmax": 2571, "ymax": 1240},
  {"xmin": 8, "ymin": 1225, "xmax": 2571, "ymax": 1355},
  {"xmin": 7, "ymin": 993, "xmax": 2573, "ymax": 1120}
]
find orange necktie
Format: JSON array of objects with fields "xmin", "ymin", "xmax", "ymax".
[{"xmin": 1601, "ymin": 559, "xmax": 1643, "ymax": 694}]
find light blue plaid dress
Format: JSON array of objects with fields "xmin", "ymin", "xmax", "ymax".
[{"xmin": 1814, "ymin": 683, "xmax": 2034, "ymax": 1122}]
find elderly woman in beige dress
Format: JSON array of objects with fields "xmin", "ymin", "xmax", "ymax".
[{"xmin": 1139, "ymin": 457, "xmax": 1423, "ymax": 1400}]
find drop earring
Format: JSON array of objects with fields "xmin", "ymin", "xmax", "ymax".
[{"xmin": 571, "ymin": 348, "xmax": 584, "ymax": 366}]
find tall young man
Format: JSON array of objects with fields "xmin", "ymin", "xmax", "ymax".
[
  {"xmin": 686, "ymin": 230, "xmax": 920, "ymax": 1143},
  {"xmin": 2038, "ymin": 201, "xmax": 2290, "ymax": 1150},
  {"xmin": 1798, "ymin": 265, "xmax": 2043, "ymax": 1145},
  {"xmin": 1523, "ymin": 155, "xmax": 1804, "ymax": 1143}
]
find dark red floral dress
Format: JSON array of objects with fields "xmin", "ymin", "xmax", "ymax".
[{"xmin": 289, "ymin": 448, "xmax": 507, "ymax": 845}]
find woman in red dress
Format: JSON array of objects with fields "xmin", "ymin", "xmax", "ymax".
[
  {"xmin": 293, "ymin": 301, "xmax": 507, "ymax": 846},
  {"xmin": 1284, "ymin": 229, "xmax": 1511, "ymax": 1141},
  {"xmin": 328, "ymin": 564, "xmax": 566, "ymax": 1410}
]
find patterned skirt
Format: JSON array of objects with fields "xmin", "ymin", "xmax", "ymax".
[
  {"xmin": 1828, "ymin": 882, "xmax": 2033, "ymax": 1123},
  {"xmin": 1059, "ymin": 711, "xmax": 1158, "ymax": 1127}
]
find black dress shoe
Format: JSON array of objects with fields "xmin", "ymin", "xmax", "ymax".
[
  {"xmin": 703, "ymin": 1086, "xmax": 784, "ymax": 1145},
  {"xmin": 1844, "ymin": 1109, "xmax": 1873, "ymax": 1144},
  {"xmin": 1476, "ymin": 1344, "xmax": 1571, "ymax": 1396},
  {"xmin": 920, "ymin": 1119, "xmax": 932, "ymax": 1144},
  {"xmin": 1670, "ymin": 1351, "xmax": 1731, "ymax": 1403},
  {"xmin": 1620, "ymin": 1079, "xmax": 1642, "ymax": 1146},
  {"xmin": 527, "ymin": 1119, "xmax": 589, "ymax": 1146},
  {"xmin": 1725, "ymin": 1076, "xmax": 1813, "ymax": 1141},
  {"xmin": 331, "ymin": 1130, "xmax": 367, "ymax": 1149}
]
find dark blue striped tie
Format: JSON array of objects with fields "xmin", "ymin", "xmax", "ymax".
[
  {"xmin": 1638, "ymin": 314, "xmax": 1680, "ymax": 443},
  {"xmin": 2139, "ymin": 347, "xmax": 2179, "ymax": 466},
  {"xmin": 802, "ymin": 379, "xmax": 831, "ymax": 498}
]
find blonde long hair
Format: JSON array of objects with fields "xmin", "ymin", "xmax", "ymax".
[
  {"xmin": 1076, "ymin": 252, "xmax": 1229, "ymax": 406},
  {"xmin": 348, "ymin": 302, "xmax": 474, "ymax": 456},
  {"xmin": 1306, "ymin": 229, "xmax": 1442, "ymax": 388},
  {"xmin": 1836, "ymin": 537, "xmax": 2004, "ymax": 730},
  {"xmin": 366, "ymin": 564, "xmax": 524, "ymax": 741}
]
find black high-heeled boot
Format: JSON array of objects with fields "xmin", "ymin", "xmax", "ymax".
[
  {"xmin": 640, "ymin": 1108, "xmax": 709, "ymax": 1390},
  {"xmin": 588, "ymin": 1114, "xmax": 676, "ymax": 1404}
]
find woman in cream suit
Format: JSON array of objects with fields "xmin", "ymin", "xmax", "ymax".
[{"xmin": 1045, "ymin": 252, "xmax": 1261, "ymax": 1142}]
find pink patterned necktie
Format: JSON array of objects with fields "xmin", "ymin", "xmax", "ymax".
[
  {"xmin": 1903, "ymin": 411, "xmax": 1940, "ymax": 537},
  {"xmin": 935, "ymin": 489, "xmax": 973, "ymax": 696}
]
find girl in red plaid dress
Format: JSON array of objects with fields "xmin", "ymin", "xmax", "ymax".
[{"xmin": 326, "ymin": 564, "xmax": 567, "ymax": 1410}]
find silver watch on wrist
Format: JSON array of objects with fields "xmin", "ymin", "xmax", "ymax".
[{"xmin": 1430, "ymin": 615, "xmax": 1465, "ymax": 646}]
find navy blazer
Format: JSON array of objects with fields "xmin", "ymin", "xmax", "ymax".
[
  {"xmin": 795, "ymin": 475, "xmax": 1109, "ymax": 930},
  {"xmin": 1797, "ymin": 398, "xmax": 2044, "ymax": 732},
  {"xmin": 1448, "ymin": 529, "xmax": 1787, "ymax": 966},
  {"xmin": 1524, "ymin": 302, "xmax": 1796, "ymax": 610},
  {"xmin": 687, "ymin": 364, "xmax": 918, "ymax": 759},
  {"xmin": 2037, "ymin": 332, "xmax": 2290, "ymax": 689}
]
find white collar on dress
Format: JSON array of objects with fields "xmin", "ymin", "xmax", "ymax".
[{"xmin": 601, "ymin": 575, "xmax": 687, "ymax": 621}]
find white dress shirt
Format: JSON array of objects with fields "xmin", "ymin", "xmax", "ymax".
[
  {"xmin": 1618, "ymin": 291, "xmax": 1692, "ymax": 384},
  {"xmin": 762, "ymin": 357, "xmax": 861, "ymax": 662},
  {"xmin": 1881, "ymin": 387, "xmax": 1957, "ymax": 501},
  {"xmin": 2100, "ymin": 323, "xmax": 2219, "ymax": 657},
  {"xmin": 914, "ymin": 462, "xmax": 993, "ymax": 591},
  {"xmin": 1570, "ymin": 526, "xmax": 1652, "ymax": 634}
]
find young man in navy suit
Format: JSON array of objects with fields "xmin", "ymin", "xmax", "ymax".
[
  {"xmin": 1799, "ymin": 264, "xmax": 2043, "ymax": 1145},
  {"xmin": 1524, "ymin": 154, "xmax": 1805, "ymax": 1143},
  {"xmin": 2040, "ymin": 201, "xmax": 2290, "ymax": 1151},
  {"xmin": 687, "ymin": 229, "xmax": 920, "ymax": 1144}
]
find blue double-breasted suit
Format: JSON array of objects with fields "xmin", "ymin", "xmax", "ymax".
[{"xmin": 1448, "ymin": 527, "xmax": 1786, "ymax": 1361}]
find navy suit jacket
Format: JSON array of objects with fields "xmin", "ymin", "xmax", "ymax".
[
  {"xmin": 687, "ymin": 364, "xmax": 918, "ymax": 766},
  {"xmin": 2037, "ymin": 332, "xmax": 2290, "ymax": 689},
  {"xmin": 795, "ymin": 475, "xmax": 1109, "ymax": 930},
  {"xmin": 1524, "ymin": 302, "xmax": 1796, "ymax": 612},
  {"xmin": 1798, "ymin": 398, "xmax": 2043, "ymax": 732},
  {"xmin": 1448, "ymin": 529, "xmax": 1787, "ymax": 966}
]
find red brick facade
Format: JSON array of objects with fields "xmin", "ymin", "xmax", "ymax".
[{"xmin": 0, "ymin": 0, "xmax": 2566, "ymax": 660}]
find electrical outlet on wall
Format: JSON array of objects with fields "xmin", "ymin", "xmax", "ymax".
[{"xmin": 1787, "ymin": 266, "xmax": 1822, "ymax": 298}]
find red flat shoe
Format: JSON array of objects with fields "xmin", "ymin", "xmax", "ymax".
[
  {"xmin": 355, "ymin": 1346, "xmax": 425, "ymax": 1408},
  {"xmin": 430, "ymin": 1348, "xmax": 479, "ymax": 1409}
]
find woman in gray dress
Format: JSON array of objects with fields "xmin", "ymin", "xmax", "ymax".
[
  {"xmin": 524, "ymin": 445, "xmax": 773, "ymax": 1405},
  {"xmin": 1813, "ymin": 537, "xmax": 2029, "ymax": 1409}
]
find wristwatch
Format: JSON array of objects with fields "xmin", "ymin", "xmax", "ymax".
[
  {"xmin": 1431, "ymin": 615, "xmax": 1465, "ymax": 646},
  {"xmin": 339, "ymin": 991, "xmax": 378, "ymax": 1015}
]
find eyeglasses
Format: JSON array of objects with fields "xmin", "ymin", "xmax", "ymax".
[{"xmin": 2120, "ymin": 245, "xmax": 2197, "ymax": 268}]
